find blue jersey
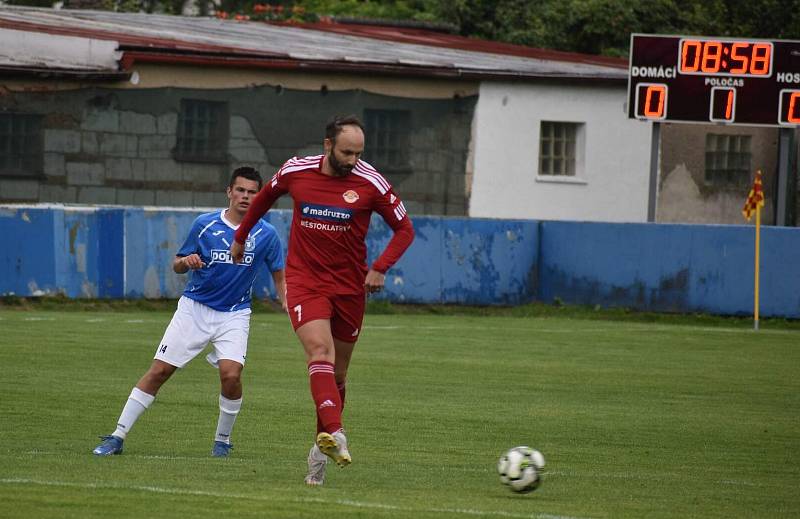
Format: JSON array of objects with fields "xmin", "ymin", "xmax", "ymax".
[{"xmin": 176, "ymin": 210, "xmax": 284, "ymax": 312}]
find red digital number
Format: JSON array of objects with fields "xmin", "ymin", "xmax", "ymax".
[
  {"xmin": 680, "ymin": 40, "xmax": 701, "ymax": 72},
  {"xmin": 789, "ymin": 92, "xmax": 800, "ymax": 123},
  {"xmin": 710, "ymin": 88, "xmax": 735, "ymax": 122},
  {"xmin": 678, "ymin": 39, "xmax": 772, "ymax": 77},
  {"xmin": 725, "ymin": 90, "xmax": 734, "ymax": 119},
  {"xmin": 778, "ymin": 90, "xmax": 800, "ymax": 125},
  {"xmin": 750, "ymin": 44, "xmax": 771, "ymax": 75},
  {"xmin": 700, "ymin": 41, "xmax": 722, "ymax": 73},
  {"xmin": 644, "ymin": 85, "xmax": 666, "ymax": 118},
  {"xmin": 729, "ymin": 43, "xmax": 749, "ymax": 74}
]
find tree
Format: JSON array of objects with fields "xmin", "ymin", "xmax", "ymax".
[{"xmin": 430, "ymin": 0, "xmax": 800, "ymax": 57}]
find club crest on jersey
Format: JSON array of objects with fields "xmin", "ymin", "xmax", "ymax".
[
  {"xmin": 245, "ymin": 236, "xmax": 256, "ymax": 252},
  {"xmin": 343, "ymin": 190, "xmax": 359, "ymax": 203}
]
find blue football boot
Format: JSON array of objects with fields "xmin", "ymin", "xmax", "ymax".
[
  {"xmin": 93, "ymin": 435, "xmax": 124, "ymax": 456},
  {"xmin": 211, "ymin": 441, "xmax": 233, "ymax": 458}
]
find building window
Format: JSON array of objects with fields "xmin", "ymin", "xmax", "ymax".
[
  {"xmin": 363, "ymin": 109, "xmax": 410, "ymax": 172},
  {"xmin": 175, "ymin": 99, "xmax": 229, "ymax": 162},
  {"xmin": 705, "ymin": 133, "xmax": 751, "ymax": 186},
  {"xmin": 539, "ymin": 121, "xmax": 579, "ymax": 177},
  {"xmin": 0, "ymin": 113, "xmax": 43, "ymax": 177}
]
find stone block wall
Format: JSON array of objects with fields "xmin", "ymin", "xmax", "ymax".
[{"xmin": 0, "ymin": 86, "xmax": 476, "ymax": 215}]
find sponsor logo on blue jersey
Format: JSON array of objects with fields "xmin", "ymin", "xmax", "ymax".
[
  {"xmin": 301, "ymin": 203, "xmax": 353, "ymax": 223},
  {"xmin": 210, "ymin": 249, "xmax": 254, "ymax": 265}
]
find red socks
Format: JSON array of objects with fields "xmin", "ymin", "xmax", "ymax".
[
  {"xmin": 337, "ymin": 381, "xmax": 347, "ymax": 409},
  {"xmin": 308, "ymin": 361, "xmax": 342, "ymax": 434},
  {"xmin": 316, "ymin": 380, "xmax": 347, "ymax": 434}
]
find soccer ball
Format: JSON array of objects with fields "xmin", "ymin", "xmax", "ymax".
[{"xmin": 497, "ymin": 446, "xmax": 545, "ymax": 493}]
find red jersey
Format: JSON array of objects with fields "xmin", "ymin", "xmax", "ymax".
[{"xmin": 235, "ymin": 155, "xmax": 415, "ymax": 295}]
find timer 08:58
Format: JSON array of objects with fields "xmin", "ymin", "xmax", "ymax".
[{"xmin": 679, "ymin": 40, "xmax": 772, "ymax": 76}]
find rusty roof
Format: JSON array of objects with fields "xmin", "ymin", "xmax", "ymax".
[{"xmin": 0, "ymin": 5, "xmax": 628, "ymax": 82}]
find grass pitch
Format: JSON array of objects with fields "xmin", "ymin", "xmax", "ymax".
[{"xmin": 0, "ymin": 308, "xmax": 798, "ymax": 519}]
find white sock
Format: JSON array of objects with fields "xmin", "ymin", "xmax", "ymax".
[
  {"xmin": 310, "ymin": 443, "xmax": 326, "ymax": 461},
  {"xmin": 215, "ymin": 395, "xmax": 242, "ymax": 444},
  {"xmin": 112, "ymin": 387, "xmax": 155, "ymax": 440}
]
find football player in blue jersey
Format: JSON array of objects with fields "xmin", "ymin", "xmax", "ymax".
[{"xmin": 93, "ymin": 166, "xmax": 286, "ymax": 458}]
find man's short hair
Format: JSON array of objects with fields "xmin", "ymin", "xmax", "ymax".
[
  {"xmin": 229, "ymin": 166, "xmax": 263, "ymax": 190},
  {"xmin": 325, "ymin": 114, "xmax": 365, "ymax": 145}
]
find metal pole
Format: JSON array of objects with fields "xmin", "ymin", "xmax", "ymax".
[
  {"xmin": 776, "ymin": 128, "xmax": 791, "ymax": 226},
  {"xmin": 754, "ymin": 203, "xmax": 761, "ymax": 331},
  {"xmin": 647, "ymin": 122, "xmax": 661, "ymax": 222}
]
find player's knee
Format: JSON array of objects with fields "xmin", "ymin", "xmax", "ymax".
[
  {"xmin": 219, "ymin": 370, "xmax": 241, "ymax": 388},
  {"xmin": 305, "ymin": 341, "xmax": 334, "ymax": 361},
  {"xmin": 147, "ymin": 363, "xmax": 174, "ymax": 383}
]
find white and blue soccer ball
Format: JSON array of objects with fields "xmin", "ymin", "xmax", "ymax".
[{"xmin": 497, "ymin": 446, "xmax": 545, "ymax": 493}]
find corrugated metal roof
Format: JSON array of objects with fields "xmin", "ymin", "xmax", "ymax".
[
  {"xmin": 0, "ymin": 27, "xmax": 120, "ymax": 71},
  {"xmin": 0, "ymin": 5, "xmax": 627, "ymax": 82},
  {"xmin": 289, "ymin": 20, "xmax": 627, "ymax": 70}
]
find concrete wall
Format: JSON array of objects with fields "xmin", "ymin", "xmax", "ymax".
[
  {"xmin": 0, "ymin": 206, "xmax": 537, "ymax": 305},
  {"xmin": 469, "ymin": 82, "xmax": 652, "ymax": 222},
  {"xmin": 538, "ymin": 221, "xmax": 800, "ymax": 317},
  {"xmin": 658, "ymin": 123, "xmax": 782, "ymax": 225},
  {"xmin": 0, "ymin": 205, "xmax": 123, "ymax": 298},
  {"xmin": 0, "ymin": 85, "xmax": 475, "ymax": 215},
  {"xmin": 115, "ymin": 64, "xmax": 479, "ymax": 100},
  {"xmin": 2, "ymin": 205, "xmax": 799, "ymax": 317}
]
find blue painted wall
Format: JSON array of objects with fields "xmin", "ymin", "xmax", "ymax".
[
  {"xmin": 0, "ymin": 207, "xmax": 58, "ymax": 296},
  {"xmin": 122, "ymin": 208, "xmax": 287, "ymax": 301},
  {"xmin": 1, "ymin": 206, "xmax": 798, "ymax": 317},
  {"xmin": 367, "ymin": 216, "xmax": 539, "ymax": 305},
  {"xmin": 538, "ymin": 221, "xmax": 800, "ymax": 317}
]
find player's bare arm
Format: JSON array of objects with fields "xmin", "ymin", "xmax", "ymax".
[
  {"xmin": 364, "ymin": 269, "xmax": 385, "ymax": 294},
  {"xmin": 271, "ymin": 269, "xmax": 288, "ymax": 312},
  {"xmin": 368, "ymin": 207, "xmax": 414, "ymax": 294},
  {"xmin": 230, "ymin": 241, "xmax": 245, "ymax": 264},
  {"xmin": 173, "ymin": 254, "xmax": 205, "ymax": 274}
]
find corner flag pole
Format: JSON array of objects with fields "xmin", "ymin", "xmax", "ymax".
[
  {"xmin": 754, "ymin": 200, "xmax": 761, "ymax": 331},
  {"xmin": 743, "ymin": 169, "xmax": 764, "ymax": 331}
]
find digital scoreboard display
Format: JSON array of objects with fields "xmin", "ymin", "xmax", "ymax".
[{"xmin": 627, "ymin": 34, "xmax": 800, "ymax": 126}]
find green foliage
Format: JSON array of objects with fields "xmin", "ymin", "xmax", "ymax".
[
  {"xmin": 433, "ymin": 0, "xmax": 800, "ymax": 57},
  {"xmin": 1, "ymin": 309, "xmax": 799, "ymax": 518},
  {"xmin": 299, "ymin": 0, "xmax": 437, "ymax": 20}
]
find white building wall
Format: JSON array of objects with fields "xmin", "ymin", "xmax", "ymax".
[{"xmin": 470, "ymin": 82, "xmax": 652, "ymax": 222}]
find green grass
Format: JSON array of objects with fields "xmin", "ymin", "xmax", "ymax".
[
  {"xmin": 5, "ymin": 294, "xmax": 800, "ymax": 330},
  {"xmin": 0, "ymin": 308, "xmax": 798, "ymax": 518}
]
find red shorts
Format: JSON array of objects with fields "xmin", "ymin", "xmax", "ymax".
[{"xmin": 286, "ymin": 287, "xmax": 366, "ymax": 343}]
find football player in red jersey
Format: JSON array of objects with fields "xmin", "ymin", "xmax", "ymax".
[{"xmin": 230, "ymin": 115, "xmax": 414, "ymax": 485}]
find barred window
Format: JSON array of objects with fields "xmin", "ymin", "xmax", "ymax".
[
  {"xmin": 175, "ymin": 99, "xmax": 228, "ymax": 162},
  {"xmin": 705, "ymin": 134, "xmax": 752, "ymax": 186},
  {"xmin": 0, "ymin": 113, "xmax": 43, "ymax": 177},
  {"xmin": 363, "ymin": 109, "xmax": 410, "ymax": 172},
  {"xmin": 539, "ymin": 121, "xmax": 578, "ymax": 176}
]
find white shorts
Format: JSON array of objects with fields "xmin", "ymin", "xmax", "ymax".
[{"xmin": 154, "ymin": 296, "xmax": 252, "ymax": 369}]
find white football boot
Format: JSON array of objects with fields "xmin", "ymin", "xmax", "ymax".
[
  {"xmin": 316, "ymin": 429, "xmax": 352, "ymax": 468},
  {"xmin": 304, "ymin": 443, "xmax": 328, "ymax": 486}
]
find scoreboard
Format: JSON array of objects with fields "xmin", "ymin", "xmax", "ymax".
[{"xmin": 628, "ymin": 34, "xmax": 800, "ymax": 126}]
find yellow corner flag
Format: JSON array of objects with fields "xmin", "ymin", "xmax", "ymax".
[
  {"xmin": 742, "ymin": 170, "xmax": 765, "ymax": 221},
  {"xmin": 743, "ymin": 170, "xmax": 764, "ymax": 330}
]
